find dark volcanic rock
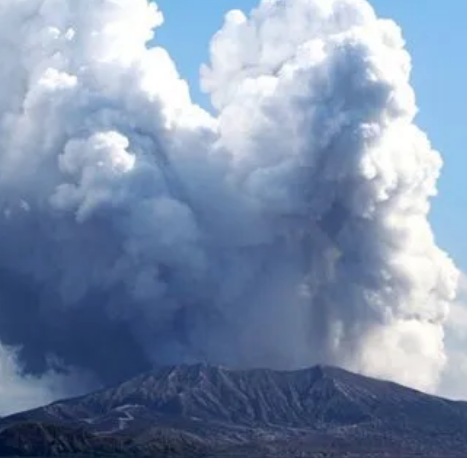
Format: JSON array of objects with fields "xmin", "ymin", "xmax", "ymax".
[
  {"xmin": 0, "ymin": 422, "xmax": 126, "ymax": 456},
  {"xmin": 2, "ymin": 364, "xmax": 467, "ymax": 457}
]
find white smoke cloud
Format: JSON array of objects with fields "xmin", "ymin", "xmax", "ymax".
[
  {"xmin": 201, "ymin": 0, "xmax": 459, "ymax": 390},
  {"xmin": 0, "ymin": 0, "xmax": 461, "ymax": 413},
  {"xmin": 439, "ymin": 274, "xmax": 467, "ymax": 399}
]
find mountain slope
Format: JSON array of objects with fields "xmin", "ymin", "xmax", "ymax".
[{"xmin": 2, "ymin": 364, "xmax": 467, "ymax": 457}]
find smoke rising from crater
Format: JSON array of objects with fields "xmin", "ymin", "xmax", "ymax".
[{"xmin": 0, "ymin": 0, "xmax": 460, "ymax": 414}]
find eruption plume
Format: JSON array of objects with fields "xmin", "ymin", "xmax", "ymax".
[{"xmin": 0, "ymin": 0, "xmax": 459, "ymax": 414}]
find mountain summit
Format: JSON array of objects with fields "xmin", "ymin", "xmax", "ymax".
[{"xmin": 1, "ymin": 364, "xmax": 467, "ymax": 457}]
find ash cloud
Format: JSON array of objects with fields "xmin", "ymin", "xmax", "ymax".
[{"xmin": 0, "ymin": 0, "xmax": 460, "ymax": 414}]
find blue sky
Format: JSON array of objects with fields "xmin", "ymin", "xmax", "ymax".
[{"xmin": 154, "ymin": 0, "xmax": 466, "ymax": 270}]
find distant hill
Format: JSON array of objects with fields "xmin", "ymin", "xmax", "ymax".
[{"xmin": 1, "ymin": 364, "xmax": 467, "ymax": 457}]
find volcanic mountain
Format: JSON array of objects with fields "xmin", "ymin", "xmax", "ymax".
[{"xmin": 1, "ymin": 364, "xmax": 467, "ymax": 457}]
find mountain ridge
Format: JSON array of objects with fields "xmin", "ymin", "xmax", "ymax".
[{"xmin": 1, "ymin": 363, "xmax": 467, "ymax": 457}]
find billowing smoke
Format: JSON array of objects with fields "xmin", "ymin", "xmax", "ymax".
[
  {"xmin": 439, "ymin": 274, "xmax": 467, "ymax": 400},
  {"xmin": 0, "ymin": 0, "xmax": 460, "ymax": 414}
]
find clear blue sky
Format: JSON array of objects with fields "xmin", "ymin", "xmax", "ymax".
[{"xmin": 154, "ymin": 0, "xmax": 467, "ymax": 270}]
